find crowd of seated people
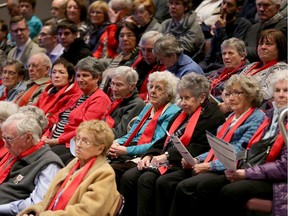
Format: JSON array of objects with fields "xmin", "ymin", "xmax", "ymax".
[{"xmin": 0, "ymin": 0, "xmax": 287, "ymax": 215}]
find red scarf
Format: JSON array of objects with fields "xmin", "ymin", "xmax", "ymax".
[
  {"xmin": 0, "ymin": 141, "xmax": 44, "ymax": 184},
  {"xmin": 243, "ymin": 60, "xmax": 278, "ymax": 76},
  {"xmin": 210, "ymin": 61, "xmax": 246, "ymax": 91},
  {"xmin": 246, "ymin": 118, "xmax": 270, "ymax": 149},
  {"xmin": 164, "ymin": 107, "xmax": 202, "ymax": 148},
  {"xmin": 0, "ymin": 88, "xmax": 8, "ymax": 101},
  {"xmin": 204, "ymin": 108, "xmax": 256, "ymax": 162},
  {"xmin": 47, "ymin": 157, "xmax": 96, "ymax": 211},
  {"xmin": 103, "ymin": 99, "xmax": 124, "ymax": 128},
  {"xmin": 123, "ymin": 104, "xmax": 167, "ymax": 147}
]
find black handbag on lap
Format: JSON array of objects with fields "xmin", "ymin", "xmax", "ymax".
[{"xmin": 236, "ymin": 135, "xmax": 277, "ymax": 169}]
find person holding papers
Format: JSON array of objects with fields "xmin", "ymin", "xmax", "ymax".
[
  {"xmin": 218, "ymin": 70, "xmax": 288, "ymax": 216},
  {"xmin": 167, "ymin": 74, "xmax": 266, "ymax": 216},
  {"xmin": 120, "ymin": 72, "xmax": 226, "ymax": 216}
]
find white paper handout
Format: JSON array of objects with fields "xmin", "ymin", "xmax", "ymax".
[
  {"xmin": 168, "ymin": 132, "xmax": 196, "ymax": 166},
  {"xmin": 206, "ymin": 131, "xmax": 237, "ymax": 170}
]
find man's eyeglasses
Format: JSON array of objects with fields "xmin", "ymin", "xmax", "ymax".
[
  {"xmin": 26, "ymin": 63, "xmax": 40, "ymax": 69},
  {"xmin": 2, "ymin": 134, "xmax": 22, "ymax": 143}
]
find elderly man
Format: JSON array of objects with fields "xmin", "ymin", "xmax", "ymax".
[
  {"xmin": 245, "ymin": 0, "xmax": 287, "ymax": 62},
  {"xmin": 38, "ymin": 21, "xmax": 64, "ymax": 64},
  {"xmin": 7, "ymin": 16, "xmax": 45, "ymax": 66},
  {"xmin": 13, "ymin": 53, "xmax": 51, "ymax": 106},
  {"xmin": 50, "ymin": 0, "xmax": 68, "ymax": 23},
  {"xmin": 0, "ymin": 113, "xmax": 63, "ymax": 215}
]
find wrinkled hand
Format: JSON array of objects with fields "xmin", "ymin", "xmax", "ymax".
[
  {"xmin": 108, "ymin": 8, "xmax": 120, "ymax": 23},
  {"xmin": 137, "ymin": 155, "xmax": 152, "ymax": 170},
  {"xmin": 150, "ymin": 154, "xmax": 168, "ymax": 167},
  {"xmin": 181, "ymin": 158, "xmax": 197, "ymax": 169},
  {"xmin": 225, "ymin": 169, "xmax": 245, "ymax": 182},
  {"xmin": 109, "ymin": 143, "xmax": 127, "ymax": 157},
  {"xmin": 44, "ymin": 138, "xmax": 59, "ymax": 146},
  {"xmin": 193, "ymin": 162, "xmax": 210, "ymax": 174},
  {"xmin": 214, "ymin": 13, "xmax": 227, "ymax": 29},
  {"xmin": 218, "ymin": 102, "xmax": 231, "ymax": 113}
]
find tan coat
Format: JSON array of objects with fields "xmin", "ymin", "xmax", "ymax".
[{"xmin": 18, "ymin": 156, "xmax": 120, "ymax": 216}]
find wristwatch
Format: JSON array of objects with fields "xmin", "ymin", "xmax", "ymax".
[{"xmin": 165, "ymin": 151, "xmax": 169, "ymax": 160}]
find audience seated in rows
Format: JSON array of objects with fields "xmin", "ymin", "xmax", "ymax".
[
  {"xmin": 102, "ymin": 66, "xmax": 145, "ymax": 139},
  {"xmin": 219, "ymin": 69, "xmax": 287, "ymax": 216},
  {"xmin": 109, "ymin": 71, "xmax": 181, "ymax": 187},
  {"xmin": 0, "ymin": 59, "xmax": 27, "ymax": 101},
  {"xmin": 43, "ymin": 57, "xmax": 111, "ymax": 165},
  {"xmin": 13, "ymin": 53, "xmax": 51, "ymax": 107},
  {"xmin": 152, "ymin": 34, "xmax": 203, "ymax": 78},
  {"xmin": 121, "ymin": 72, "xmax": 226, "ymax": 216},
  {"xmin": 0, "ymin": 113, "xmax": 63, "ymax": 215},
  {"xmin": 7, "ymin": 16, "xmax": 45, "ymax": 66},
  {"xmin": 199, "ymin": 0, "xmax": 251, "ymax": 72},
  {"xmin": 162, "ymin": 74, "xmax": 266, "ymax": 216},
  {"xmin": 159, "ymin": 0, "xmax": 205, "ymax": 63},
  {"xmin": 131, "ymin": 31, "xmax": 166, "ymax": 101},
  {"xmin": 18, "ymin": 120, "xmax": 121, "ymax": 216}
]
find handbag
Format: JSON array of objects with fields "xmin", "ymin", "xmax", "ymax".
[{"xmin": 236, "ymin": 135, "xmax": 277, "ymax": 169}]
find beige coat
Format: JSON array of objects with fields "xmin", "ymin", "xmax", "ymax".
[{"xmin": 18, "ymin": 156, "xmax": 120, "ymax": 216}]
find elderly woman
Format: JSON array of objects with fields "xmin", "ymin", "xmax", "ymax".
[
  {"xmin": 108, "ymin": 70, "xmax": 181, "ymax": 186},
  {"xmin": 241, "ymin": 29, "xmax": 288, "ymax": 101},
  {"xmin": 18, "ymin": 120, "xmax": 121, "ymax": 216},
  {"xmin": 131, "ymin": 0, "xmax": 160, "ymax": 36},
  {"xmin": 102, "ymin": 66, "xmax": 145, "ymax": 138},
  {"xmin": 208, "ymin": 38, "xmax": 249, "ymax": 100},
  {"xmin": 34, "ymin": 58, "xmax": 82, "ymax": 121},
  {"xmin": 167, "ymin": 74, "xmax": 266, "ymax": 216},
  {"xmin": 219, "ymin": 69, "xmax": 288, "ymax": 216},
  {"xmin": 0, "ymin": 102, "xmax": 19, "ymax": 161},
  {"xmin": 43, "ymin": 57, "xmax": 111, "ymax": 165},
  {"xmin": 153, "ymin": 34, "xmax": 204, "ymax": 78},
  {"xmin": 0, "ymin": 59, "xmax": 27, "ymax": 101},
  {"xmin": 120, "ymin": 72, "xmax": 226, "ymax": 216},
  {"xmin": 65, "ymin": 0, "xmax": 88, "ymax": 38},
  {"xmin": 85, "ymin": 1, "xmax": 118, "ymax": 59},
  {"xmin": 159, "ymin": 0, "xmax": 205, "ymax": 62},
  {"xmin": 131, "ymin": 31, "xmax": 166, "ymax": 100}
]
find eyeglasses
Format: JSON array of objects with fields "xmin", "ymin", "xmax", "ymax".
[
  {"xmin": 74, "ymin": 136, "xmax": 92, "ymax": 146},
  {"xmin": 110, "ymin": 81, "xmax": 126, "ymax": 88},
  {"xmin": 2, "ymin": 70, "xmax": 18, "ymax": 76},
  {"xmin": 2, "ymin": 134, "xmax": 23, "ymax": 143},
  {"xmin": 224, "ymin": 91, "xmax": 244, "ymax": 98},
  {"xmin": 11, "ymin": 28, "xmax": 27, "ymax": 34},
  {"xmin": 26, "ymin": 63, "xmax": 40, "ymax": 69},
  {"xmin": 39, "ymin": 32, "xmax": 52, "ymax": 37}
]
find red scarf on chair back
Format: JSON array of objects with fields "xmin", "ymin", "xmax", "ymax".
[
  {"xmin": 123, "ymin": 104, "xmax": 167, "ymax": 147},
  {"xmin": 204, "ymin": 108, "xmax": 257, "ymax": 162},
  {"xmin": 164, "ymin": 107, "xmax": 202, "ymax": 148},
  {"xmin": 47, "ymin": 157, "xmax": 96, "ymax": 211},
  {"xmin": 0, "ymin": 141, "xmax": 44, "ymax": 184}
]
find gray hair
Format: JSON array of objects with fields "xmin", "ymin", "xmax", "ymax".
[
  {"xmin": 148, "ymin": 70, "xmax": 179, "ymax": 103},
  {"xmin": 139, "ymin": 31, "xmax": 163, "ymax": 46},
  {"xmin": 2, "ymin": 113, "xmax": 42, "ymax": 143},
  {"xmin": 31, "ymin": 53, "xmax": 52, "ymax": 69},
  {"xmin": 224, "ymin": 74, "xmax": 263, "ymax": 107},
  {"xmin": 18, "ymin": 105, "xmax": 48, "ymax": 132},
  {"xmin": 270, "ymin": 69, "xmax": 288, "ymax": 87},
  {"xmin": 108, "ymin": 0, "xmax": 132, "ymax": 10},
  {"xmin": 177, "ymin": 72, "xmax": 210, "ymax": 98},
  {"xmin": 75, "ymin": 57, "xmax": 105, "ymax": 81},
  {"xmin": 153, "ymin": 34, "xmax": 183, "ymax": 57},
  {"xmin": 221, "ymin": 38, "xmax": 247, "ymax": 57},
  {"xmin": 0, "ymin": 102, "xmax": 19, "ymax": 122},
  {"xmin": 111, "ymin": 66, "xmax": 139, "ymax": 85}
]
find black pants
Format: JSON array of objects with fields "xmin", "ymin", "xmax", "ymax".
[{"xmin": 50, "ymin": 145, "xmax": 75, "ymax": 165}]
